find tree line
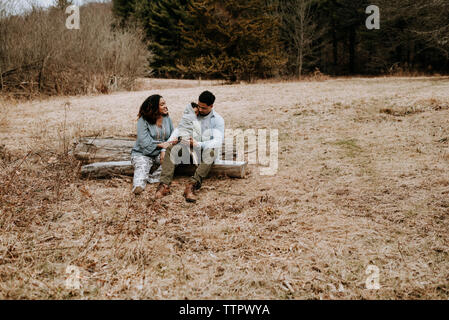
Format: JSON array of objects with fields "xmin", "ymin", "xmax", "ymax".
[{"xmin": 113, "ymin": 0, "xmax": 449, "ymax": 80}]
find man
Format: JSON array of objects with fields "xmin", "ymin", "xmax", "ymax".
[{"xmin": 155, "ymin": 91, "xmax": 225, "ymax": 202}]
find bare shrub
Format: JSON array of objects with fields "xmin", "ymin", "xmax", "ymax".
[
  {"xmin": 0, "ymin": 99, "xmax": 9, "ymax": 127},
  {"xmin": 0, "ymin": 2, "xmax": 150, "ymax": 98}
]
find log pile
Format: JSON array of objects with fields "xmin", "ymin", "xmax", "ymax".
[{"xmin": 72, "ymin": 137, "xmax": 247, "ymax": 179}]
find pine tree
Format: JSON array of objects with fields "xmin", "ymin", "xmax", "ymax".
[
  {"xmin": 134, "ymin": 0, "xmax": 190, "ymax": 77},
  {"xmin": 177, "ymin": 0, "xmax": 286, "ymax": 81},
  {"xmin": 112, "ymin": 0, "xmax": 136, "ymax": 27}
]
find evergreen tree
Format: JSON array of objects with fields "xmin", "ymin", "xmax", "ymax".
[
  {"xmin": 177, "ymin": 0, "xmax": 286, "ymax": 81},
  {"xmin": 112, "ymin": 0, "xmax": 136, "ymax": 27},
  {"xmin": 134, "ymin": 0, "xmax": 190, "ymax": 77}
]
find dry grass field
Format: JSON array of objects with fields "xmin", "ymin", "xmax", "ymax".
[{"xmin": 0, "ymin": 77, "xmax": 448, "ymax": 299}]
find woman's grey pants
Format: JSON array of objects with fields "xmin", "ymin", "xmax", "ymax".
[{"xmin": 131, "ymin": 154, "xmax": 162, "ymax": 192}]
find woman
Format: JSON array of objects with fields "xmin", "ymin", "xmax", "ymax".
[{"xmin": 131, "ymin": 94, "xmax": 174, "ymax": 195}]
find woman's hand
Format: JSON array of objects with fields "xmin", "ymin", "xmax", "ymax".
[{"xmin": 158, "ymin": 142, "xmax": 171, "ymax": 149}]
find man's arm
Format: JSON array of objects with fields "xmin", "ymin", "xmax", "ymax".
[
  {"xmin": 198, "ymin": 116, "xmax": 224, "ymax": 150},
  {"xmin": 168, "ymin": 128, "xmax": 180, "ymax": 142}
]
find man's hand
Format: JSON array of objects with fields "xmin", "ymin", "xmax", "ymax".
[
  {"xmin": 180, "ymin": 137, "xmax": 199, "ymax": 147},
  {"xmin": 188, "ymin": 138, "xmax": 199, "ymax": 148}
]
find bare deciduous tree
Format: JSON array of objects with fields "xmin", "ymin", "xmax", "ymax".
[
  {"xmin": 0, "ymin": 1, "xmax": 150, "ymax": 97},
  {"xmin": 53, "ymin": 0, "xmax": 74, "ymax": 10},
  {"xmin": 275, "ymin": 0, "xmax": 323, "ymax": 78}
]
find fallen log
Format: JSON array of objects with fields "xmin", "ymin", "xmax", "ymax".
[
  {"xmin": 72, "ymin": 137, "xmax": 237, "ymax": 163},
  {"xmin": 72, "ymin": 137, "xmax": 136, "ymax": 163},
  {"xmin": 81, "ymin": 160, "xmax": 247, "ymax": 179}
]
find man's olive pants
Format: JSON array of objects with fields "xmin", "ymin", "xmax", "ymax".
[{"xmin": 159, "ymin": 144, "xmax": 216, "ymax": 189}]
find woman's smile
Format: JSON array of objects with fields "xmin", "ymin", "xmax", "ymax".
[{"xmin": 159, "ymin": 99, "xmax": 169, "ymax": 115}]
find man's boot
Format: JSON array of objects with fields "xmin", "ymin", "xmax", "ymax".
[
  {"xmin": 155, "ymin": 183, "xmax": 170, "ymax": 200},
  {"xmin": 183, "ymin": 182, "xmax": 198, "ymax": 203}
]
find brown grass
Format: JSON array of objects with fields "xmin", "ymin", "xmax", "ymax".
[{"xmin": 0, "ymin": 77, "xmax": 448, "ymax": 299}]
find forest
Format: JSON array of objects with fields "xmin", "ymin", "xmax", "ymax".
[
  {"xmin": 1, "ymin": 0, "xmax": 448, "ymax": 97},
  {"xmin": 112, "ymin": 0, "xmax": 449, "ymax": 80}
]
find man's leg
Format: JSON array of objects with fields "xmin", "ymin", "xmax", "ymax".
[
  {"xmin": 159, "ymin": 144, "xmax": 177, "ymax": 186},
  {"xmin": 184, "ymin": 148, "xmax": 216, "ymax": 202},
  {"xmin": 156, "ymin": 143, "xmax": 192, "ymax": 199},
  {"xmin": 191, "ymin": 148, "xmax": 216, "ymax": 188}
]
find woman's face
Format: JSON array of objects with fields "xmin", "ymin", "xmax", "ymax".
[{"xmin": 159, "ymin": 98, "xmax": 169, "ymax": 116}]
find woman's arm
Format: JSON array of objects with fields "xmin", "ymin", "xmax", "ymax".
[
  {"xmin": 136, "ymin": 117, "xmax": 159, "ymax": 156},
  {"xmin": 157, "ymin": 142, "xmax": 171, "ymax": 149},
  {"xmin": 169, "ymin": 117, "xmax": 174, "ymax": 136},
  {"xmin": 157, "ymin": 117, "xmax": 175, "ymax": 151},
  {"xmin": 167, "ymin": 116, "xmax": 180, "ymax": 144}
]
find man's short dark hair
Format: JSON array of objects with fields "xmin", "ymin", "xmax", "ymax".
[{"xmin": 199, "ymin": 91, "xmax": 215, "ymax": 106}]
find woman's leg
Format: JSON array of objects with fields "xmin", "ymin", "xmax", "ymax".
[
  {"xmin": 148, "ymin": 154, "xmax": 162, "ymax": 184},
  {"xmin": 131, "ymin": 155, "xmax": 151, "ymax": 194}
]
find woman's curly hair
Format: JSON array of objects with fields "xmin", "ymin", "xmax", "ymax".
[{"xmin": 137, "ymin": 94, "xmax": 163, "ymax": 124}]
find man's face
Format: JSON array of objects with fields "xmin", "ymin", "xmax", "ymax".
[{"xmin": 197, "ymin": 101, "xmax": 213, "ymax": 116}]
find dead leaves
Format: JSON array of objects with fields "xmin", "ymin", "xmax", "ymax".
[{"xmin": 78, "ymin": 186, "xmax": 92, "ymax": 198}]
